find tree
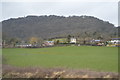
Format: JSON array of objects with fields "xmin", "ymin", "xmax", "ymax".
[
  {"xmin": 29, "ymin": 37, "xmax": 39, "ymax": 45},
  {"xmin": 56, "ymin": 40, "xmax": 60, "ymax": 44},
  {"xmin": 9, "ymin": 38, "xmax": 21, "ymax": 47},
  {"xmin": 97, "ymin": 36, "xmax": 103, "ymax": 40},
  {"xmin": 67, "ymin": 35, "xmax": 71, "ymax": 43},
  {"xmin": 93, "ymin": 32, "xmax": 97, "ymax": 36}
]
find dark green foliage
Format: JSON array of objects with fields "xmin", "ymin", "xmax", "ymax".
[
  {"xmin": 56, "ymin": 40, "xmax": 60, "ymax": 44},
  {"xmin": 2, "ymin": 15, "xmax": 117, "ymax": 40},
  {"xmin": 67, "ymin": 35, "xmax": 71, "ymax": 43}
]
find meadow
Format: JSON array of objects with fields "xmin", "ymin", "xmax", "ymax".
[{"xmin": 2, "ymin": 46, "xmax": 118, "ymax": 72}]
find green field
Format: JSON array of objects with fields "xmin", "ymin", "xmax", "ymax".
[{"xmin": 2, "ymin": 46, "xmax": 118, "ymax": 72}]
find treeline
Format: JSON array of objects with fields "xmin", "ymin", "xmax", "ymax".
[{"xmin": 2, "ymin": 15, "xmax": 118, "ymax": 45}]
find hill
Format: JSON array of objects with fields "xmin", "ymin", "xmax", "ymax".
[{"xmin": 2, "ymin": 15, "xmax": 117, "ymax": 40}]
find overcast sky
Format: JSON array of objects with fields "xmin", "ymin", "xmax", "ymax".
[{"xmin": 0, "ymin": 0, "xmax": 119, "ymax": 26}]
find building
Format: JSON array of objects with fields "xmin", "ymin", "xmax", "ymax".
[
  {"xmin": 70, "ymin": 38, "xmax": 77, "ymax": 43},
  {"xmin": 90, "ymin": 39, "xmax": 104, "ymax": 46},
  {"xmin": 91, "ymin": 39, "xmax": 101, "ymax": 42},
  {"xmin": 110, "ymin": 38, "xmax": 120, "ymax": 44},
  {"xmin": 15, "ymin": 43, "xmax": 32, "ymax": 48},
  {"xmin": 108, "ymin": 38, "xmax": 120, "ymax": 47},
  {"xmin": 105, "ymin": 38, "xmax": 120, "ymax": 47},
  {"xmin": 43, "ymin": 41, "xmax": 54, "ymax": 46}
]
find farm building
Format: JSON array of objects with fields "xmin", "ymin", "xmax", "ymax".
[
  {"xmin": 90, "ymin": 39, "xmax": 104, "ymax": 46},
  {"xmin": 110, "ymin": 38, "xmax": 120, "ymax": 44},
  {"xmin": 70, "ymin": 37, "xmax": 77, "ymax": 43},
  {"xmin": 107, "ymin": 38, "xmax": 120, "ymax": 47},
  {"xmin": 43, "ymin": 41, "xmax": 54, "ymax": 46}
]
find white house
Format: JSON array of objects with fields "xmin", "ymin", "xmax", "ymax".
[
  {"xmin": 110, "ymin": 38, "xmax": 120, "ymax": 44},
  {"xmin": 70, "ymin": 38, "xmax": 77, "ymax": 43}
]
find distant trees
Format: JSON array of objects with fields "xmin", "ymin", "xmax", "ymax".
[
  {"xmin": 2, "ymin": 15, "xmax": 116, "ymax": 41},
  {"xmin": 2, "ymin": 37, "xmax": 21, "ymax": 48},
  {"xmin": 28, "ymin": 37, "xmax": 43, "ymax": 46},
  {"xmin": 29, "ymin": 37, "xmax": 39, "ymax": 45},
  {"xmin": 97, "ymin": 36, "xmax": 103, "ymax": 40},
  {"xmin": 56, "ymin": 40, "xmax": 60, "ymax": 44},
  {"xmin": 67, "ymin": 35, "xmax": 71, "ymax": 43},
  {"xmin": 2, "ymin": 36, "xmax": 45, "ymax": 48},
  {"xmin": 93, "ymin": 32, "xmax": 97, "ymax": 36},
  {"xmin": 9, "ymin": 38, "xmax": 20, "ymax": 46}
]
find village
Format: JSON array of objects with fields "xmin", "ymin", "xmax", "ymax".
[{"xmin": 1, "ymin": 36, "xmax": 120, "ymax": 48}]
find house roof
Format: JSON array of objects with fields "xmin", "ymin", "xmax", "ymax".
[{"xmin": 91, "ymin": 40, "xmax": 101, "ymax": 42}]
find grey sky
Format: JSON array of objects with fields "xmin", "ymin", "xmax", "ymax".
[{"xmin": 1, "ymin": 1, "xmax": 118, "ymax": 26}]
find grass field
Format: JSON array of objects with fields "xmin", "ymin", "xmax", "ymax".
[{"xmin": 2, "ymin": 46, "xmax": 118, "ymax": 72}]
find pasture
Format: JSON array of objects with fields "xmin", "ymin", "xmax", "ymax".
[{"xmin": 2, "ymin": 46, "xmax": 118, "ymax": 72}]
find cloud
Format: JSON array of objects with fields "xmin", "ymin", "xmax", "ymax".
[
  {"xmin": 1, "ymin": 2, "xmax": 118, "ymax": 26},
  {"xmin": 1, "ymin": 0, "xmax": 119, "ymax": 2}
]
